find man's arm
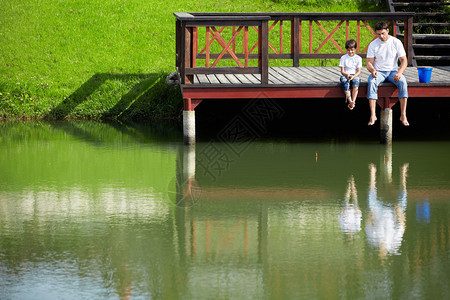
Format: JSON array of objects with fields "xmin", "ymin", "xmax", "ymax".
[
  {"xmin": 394, "ymin": 56, "xmax": 407, "ymax": 82},
  {"xmin": 366, "ymin": 57, "xmax": 377, "ymax": 78}
]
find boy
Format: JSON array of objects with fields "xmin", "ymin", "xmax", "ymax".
[{"xmin": 339, "ymin": 39, "xmax": 362, "ymax": 110}]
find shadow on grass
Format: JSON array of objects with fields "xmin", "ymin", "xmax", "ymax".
[{"xmin": 45, "ymin": 73, "xmax": 182, "ymax": 121}]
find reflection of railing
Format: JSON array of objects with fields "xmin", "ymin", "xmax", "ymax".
[{"xmin": 175, "ymin": 12, "xmax": 415, "ymax": 84}]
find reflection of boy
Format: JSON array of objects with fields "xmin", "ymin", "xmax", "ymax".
[
  {"xmin": 339, "ymin": 39, "xmax": 362, "ymax": 110},
  {"xmin": 339, "ymin": 176, "xmax": 362, "ymax": 235}
]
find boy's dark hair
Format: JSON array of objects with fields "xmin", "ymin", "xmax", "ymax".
[
  {"xmin": 345, "ymin": 39, "xmax": 357, "ymax": 49},
  {"xmin": 375, "ymin": 22, "xmax": 389, "ymax": 31}
]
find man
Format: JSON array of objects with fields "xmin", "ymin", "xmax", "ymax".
[{"xmin": 366, "ymin": 22, "xmax": 409, "ymax": 126}]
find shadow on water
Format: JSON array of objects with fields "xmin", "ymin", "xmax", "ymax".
[
  {"xmin": 195, "ymin": 97, "xmax": 450, "ymax": 143},
  {"xmin": 46, "ymin": 120, "xmax": 182, "ymax": 146}
]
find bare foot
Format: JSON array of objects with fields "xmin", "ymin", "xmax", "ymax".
[
  {"xmin": 368, "ymin": 115, "xmax": 377, "ymax": 126},
  {"xmin": 400, "ymin": 115, "xmax": 409, "ymax": 126}
]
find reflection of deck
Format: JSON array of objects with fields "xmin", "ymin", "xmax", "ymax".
[{"xmin": 195, "ymin": 187, "xmax": 330, "ymax": 202}]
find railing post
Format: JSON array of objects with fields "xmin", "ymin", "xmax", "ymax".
[
  {"xmin": 291, "ymin": 17, "xmax": 300, "ymax": 67},
  {"xmin": 184, "ymin": 26, "xmax": 194, "ymax": 84},
  {"xmin": 260, "ymin": 20, "xmax": 269, "ymax": 84},
  {"xmin": 405, "ymin": 16, "xmax": 414, "ymax": 67},
  {"xmin": 176, "ymin": 19, "xmax": 181, "ymax": 71},
  {"xmin": 192, "ymin": 27, "xmax": 198, "ymax": 68}
]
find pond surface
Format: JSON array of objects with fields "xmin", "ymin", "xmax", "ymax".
[{"xmin": 0, "ymin": 121, "xmax": 449, "ymax": 299}]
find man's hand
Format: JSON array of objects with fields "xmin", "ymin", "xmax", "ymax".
[
  {"xmin": 371, "ymin": 70, "xmax": 378, "ymax": 78},
  {"xmin": 393, "ymin": 72, "xmax": 402, "ymax": 82}
]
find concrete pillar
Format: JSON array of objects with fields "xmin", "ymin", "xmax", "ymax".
[
  {"xmin": 183, "ymin": 110, "xmax": 195, "ymax": 145},
  {"xmin": 380, "ymin": 108, "xmax": 393, "ymax": 145}
]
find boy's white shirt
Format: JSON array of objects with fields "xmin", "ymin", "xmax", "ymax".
[
  {"xmin": 339, "ymin": 54, "xmax": 362, "ymax": 75},
  {"xmin": 367, "ymin": 36, "xmax": 406, "ymax": 71}
]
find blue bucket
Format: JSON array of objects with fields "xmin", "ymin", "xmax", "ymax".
[{"xmin": 418, "ymin": 67, "xmax": 433, "ymax": 83}]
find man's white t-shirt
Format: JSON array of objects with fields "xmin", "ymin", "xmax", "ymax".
[
  {"xmin": 367, "ymin": 36, "xmax": 406, "ymax": 71},
  {"xmin": 339, "ymin": 54, "xmax": 362, "ymax": 75}
]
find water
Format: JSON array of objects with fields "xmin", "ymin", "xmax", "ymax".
[{"xmin": 0, "ymin": 121, "xmax": 449, "ymax": 299}]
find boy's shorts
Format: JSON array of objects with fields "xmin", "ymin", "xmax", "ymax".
[{"xmin": 340, "ymin": 75, "xmax": 360, "ymax": 92}]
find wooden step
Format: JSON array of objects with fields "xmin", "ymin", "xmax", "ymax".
[
  {"xmin": 398, "ymin": 33, "xmax": 450, "ymax": 40},
  {"xmin": 414, "ymin": 55, "xmax": 450, "ymax": 60},
  {"xmin": 399, "ymin": 23, "xmax": 450, "ymax": 27},
  {"xmin": 391, "ymin": 0, "xmax": 447, "ymax": 3},
  {"xmin": 414, "ymin": 12, "xmax": 450, "ymax": 17},
  {"xmin": 413, "ymin": 34, "xmax": 450, "ymax": 40},
  {"xmin": 413, "ymin": 44, "xmax": 450, "ymax": 48},
  {"xmin": 393, "ymin": 2, "xmax": 450, "ymax": 6}
]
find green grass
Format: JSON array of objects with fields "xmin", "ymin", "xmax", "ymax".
[{"xmin": 0, "ymin": 0, "xmax": 384, "ymax": 121}]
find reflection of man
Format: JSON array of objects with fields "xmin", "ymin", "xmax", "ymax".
[
  {"xmin": 339, "ymin": 176, "xmax": 362, "ymax": 236},
  {"xmin": 365, "ymin": 163, "xmax": 408, "ymax": 257}
]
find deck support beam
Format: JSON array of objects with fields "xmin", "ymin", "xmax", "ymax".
[
  {"xmin": 377, "ymin": 97, "xmax": 397, "ymax": 144},
  {"xmin": 380, "ymin": 108, "xmax": 393, "ymax": 145},
  {"xmin": 183, "ymin": 110, "xmax": 196, "ymax": 145},
  {"xmin": 183, "ymin": 98, "xmax": 202, "ymax": 145}
]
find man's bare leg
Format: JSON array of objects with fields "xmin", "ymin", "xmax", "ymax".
[
  {"xmin": 368, "ymin": 99, "xmax": 377, "ymax": 125},
  {"xmin": 399, "ymin": 97, "xmax": 409, "ymax": 126}
]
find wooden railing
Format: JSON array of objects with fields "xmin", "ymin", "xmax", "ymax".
[{"xmin": 175, "ymin": 12, "xmax": 415, "ymax": 85}]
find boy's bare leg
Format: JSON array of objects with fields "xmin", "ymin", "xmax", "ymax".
[
  {"xmin": 368, "ymin": 99, "xmax": 377, "ymax": 125},
  {"xmin": 348, "ymin": 87, "xmax": 358, "ymax": 110},
  {"xmin": 345, "ymin": 91, "xmax": 351, "ymax": 103},
  {"xmin": 399, "ymin": 97, "xmax": 409, "ymax": 126}
]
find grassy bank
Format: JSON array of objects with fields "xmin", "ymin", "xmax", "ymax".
[{"xmin": 0, "ymin": 0, "xmax": 385, "ymax": 121}]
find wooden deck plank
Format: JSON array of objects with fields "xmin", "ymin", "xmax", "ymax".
[
  {"xmin": 271, "ymin": 67, "xmax": 302, "ymax": 84},
  {"xmin": 234, "ymin": 74, "xmax": 253, "ymax": 84},
  {"xmin": 267, "ymin": 68, "xmax": 286, "ymax": 84},
  {"xmin": 289, "ymin": 67, "xmax": 318, "ymax": 84},
  {"xmin": 360, "ymin": 69, "xmax": 372, "ymax": 80},
  {"xmin": 250, "ymin": 74, "xmax": 263, "ymax": 84},
  {"xmin": 186, "ymin": 67, "xmax": 450, "ymax": 87},
  {"xmin": 403, "ymin": 68, "xmax": 418, "ymax": 83},
  {"xmin": 244, "ymin": 74, "xmax": 260, "ymax": 84},
  {"xmin": 316, "ymin": 66, "xmax": 341, "ymax": 81},
  {"xmin": 206, "ymin": 74, "xmax": 221, "ymax": 84},
  {"xmin": 223, "ymin": 74, "xmax": 242, "ymax": 85},
  {"xmin": 298, "ymin": 67, "xmax": 329, "ymax": 83},
  {"xmin": 215, "ymin": 74, "xmax": 232, "ymax": 84},
  {"xmin": 431, "ymin": 67, "xmax": 450, "ymax": 82},
  {"xmin": 278, "ymin": 67, "xmax": 310, "ymax": 84},
  {"xmin": 270, "ymin": 68, "xmax": 295, "ymax": 84},
  {"xmin": 312, "ymin": 67, "xmax": 341, "ymax": 84},
  {"xmin": 304, "ymin": 67, "xmax": 336, "ymax": 83},
  {"xmin": 270, "ymin": 69, "xmax": 293, "ymax": 84},
  {"xmin": 196, "ymin": 74, "xmax": 210, "ymax": 84}
]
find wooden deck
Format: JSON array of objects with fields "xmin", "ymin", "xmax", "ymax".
[
  {"xmin": 182, "ymin": 66, "xmax": 450, "ymax": 103},
  {"xmin": 175, "ymin": 12, "xmax": 450, "ymax": 144},
  {"xmin": 190, "ymin": 66, "xmax": 450, "ymax": 87}
]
